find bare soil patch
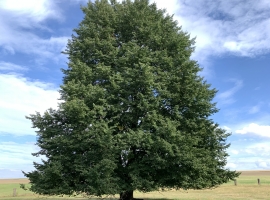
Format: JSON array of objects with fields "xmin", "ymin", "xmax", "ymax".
[{"xmin": 0, "ymin": 178, "xmax": 29, "ymax": 184}]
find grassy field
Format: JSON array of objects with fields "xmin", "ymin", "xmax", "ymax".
[{"xmin": 0, "ymin": 171, "xmax": 270, "ymax": 200}]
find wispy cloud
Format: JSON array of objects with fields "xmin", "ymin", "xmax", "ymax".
[
  {"xmin": 0, "ymin": 73, "xmax": 60, "ymax": 136},
  {"xmin": 0, "ymin": 26, "xmax": 69, "ymax": 65},
  {"xmin": 0, "ymin": 62, "xmax": 28, "ymax": 71},
  {"xmin": 249, "ymin": 104, "xmax": 261, "ymax": 114},
  {"xmin": 226, "ymin": 157, "xmax": 270, "ymax": 170},
  {"xmin": 0, "ymin": 141, "xmax": 41, "ymax": 178},
  {"xmin": 216, "ymin": 79, "xmax": 243, "ymax": 105}
]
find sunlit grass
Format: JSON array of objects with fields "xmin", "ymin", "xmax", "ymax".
[{"xmin": 1, "ymin": 171, "xmax": 270, "ymax": 200}]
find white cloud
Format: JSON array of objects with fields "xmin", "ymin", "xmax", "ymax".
[
  {"xmin": 256, "ymin": 160, "xmax": 270, "ymax": 169},
  {"xmin": 226, "ymin": 162, "xmax": 237, "ymax": 169},
  {"xmin": 225, "ymin": 157, "xmax": 268, "ymax": 170},
  {"xmin": 0, "ymin": 0, "xmax": 62, "ymax": 25},
  {"xmin": 235, "ymin": 123, "xmax": 270, "ymax": 138},
  {"xmin": 2, "ymin": 0, "xmax": 269, "ymax": 67},
  {"xmin": 0, "ymin": 0, "xmax": 68, "ymax": 65},
  {"xmin": 216, "ymin": 79, "xmax": 243, "ymax": 105},
  {"xmin": 150, "ymin": 0, "xmax": 270, "ymax": 64},
  {"xmin": 0, "ymin": 73, "xmax": 60, "ymax": 136},
  {"xmin": 223, "ymin": 126, "xmax": 231, "ymax": 131},
  {"xmin": 230, "ymin": 150, "xmax": 239, "ymax": 155},
  {"xmin": 150, "ymin": 0, "xmax": 180, "ymax": 15},
  {"xmin": 226, "ymin": 137, "xmax": 270, "ymax": 170}
]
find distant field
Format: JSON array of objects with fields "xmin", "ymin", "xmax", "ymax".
[
  {"xmin": 240, "ymin": 170, "xmax": 270, "ymax": 176},
  {"xmin": 1, "ymin": 171, "xmax": 270, "ymax": 200},
  {"xmin": 0, "ymin": 179, "xmax": 29, "ymax": 184}
]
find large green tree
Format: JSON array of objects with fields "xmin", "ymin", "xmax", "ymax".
[{"xmin": 24, "ymin": 0, "xmax": 239, "ymax": 199}]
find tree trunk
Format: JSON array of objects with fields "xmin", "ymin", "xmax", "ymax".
[{"xmin": 120, "ymin": 191, "xmax": 133, "ymax": 200}]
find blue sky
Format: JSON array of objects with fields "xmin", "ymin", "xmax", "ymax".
[{"xmin": 1, "ymin": 0, "xmax": 270, "ymax": 179}]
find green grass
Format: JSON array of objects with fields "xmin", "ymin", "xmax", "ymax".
[
  {"xmin": 1, "ymin": 172, "xmax": 270, "ymax": 200},
  {"xmin": 0, "ymin": 183, "xmax": 33, "ymax": 198},
  {"xmin": 224, "ymin": 176, "xmax": 270, "ymax": 185}
]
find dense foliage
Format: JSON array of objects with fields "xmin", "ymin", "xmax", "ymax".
[{"xmin": 24, "ymin": 0, "xmax": 239, "ymax": 199}]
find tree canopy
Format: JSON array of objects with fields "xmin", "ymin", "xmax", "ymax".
[{"xmin": 24, "ymin": 0, "xmax": 239, "ymax": 199}]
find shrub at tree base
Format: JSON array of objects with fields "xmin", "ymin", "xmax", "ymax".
[{"xmin": 23, "ymin": 0, "xmax": 239, "ymax": 200}]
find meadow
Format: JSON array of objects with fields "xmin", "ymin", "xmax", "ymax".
[{"xmin": 1, "ymin": 171, "xmax": 270, "ymax": 200}]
